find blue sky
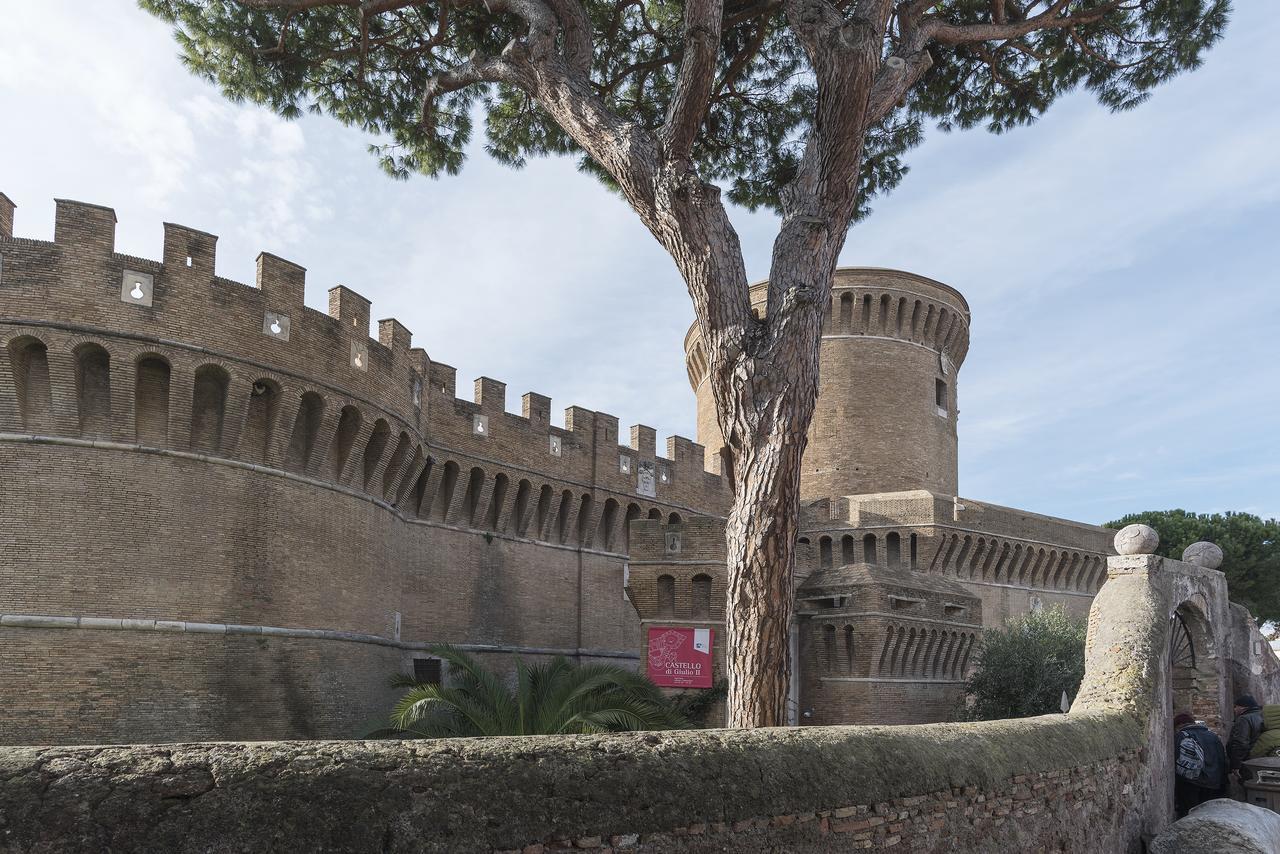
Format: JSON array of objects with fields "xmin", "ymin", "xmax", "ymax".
[{"xmin": 1, "ymin": 1, "xmax": 1275, "ymax": 527}]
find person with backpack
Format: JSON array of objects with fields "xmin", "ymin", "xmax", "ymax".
[
  {"xmin": 1174, "ymin": 712, "xmax": 1227, "ymax": 818},
  {"xmin": 1227, "ymin": 694, "xmax": 1265, "ymax": 781}
]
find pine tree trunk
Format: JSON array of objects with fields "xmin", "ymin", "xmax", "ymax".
[{"xmin": 713, "ymin": 259, "xmax": 828, "ymax": 729}]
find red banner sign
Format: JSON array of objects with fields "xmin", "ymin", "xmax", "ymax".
[{"xmin": 647, "ymin": 627, "xmax": 714, "ymax": 688}]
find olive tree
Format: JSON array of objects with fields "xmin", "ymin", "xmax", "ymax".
[{"xmin": 142, "ymin": 0, "xmax": 1228, "ymax": 726}]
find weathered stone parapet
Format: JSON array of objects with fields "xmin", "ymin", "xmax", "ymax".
[{"xmin": 0, "ymin": 712, "xmax": 1142, "ymax": 853}]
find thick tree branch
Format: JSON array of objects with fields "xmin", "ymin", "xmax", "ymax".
[
  {"xmin": 660, "ymin": 1, "xmax": 724, "ymax": 164},
  {"xmin": 921, "ymin": 0, "xmax": 1124, "ymax": 46},
  {"xmin": 543, "ymin": 0, "xmax": 593, "ymax": 72},
  {"xmin": 866, "ymin": 50, "xmax": 932, "ymax": 123}
]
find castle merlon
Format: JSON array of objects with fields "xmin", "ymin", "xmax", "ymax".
[
  {"xmin": 428, "ymin": 368, "xmax": 726, "ymax": 494},
  {"xmin": 0, "ymin": 193, "xmax": 15, "ymax": 240},
  {"xmin": 0, "ymin": 198, "xmax": 422, "ymax": 392},
  {"xmin": 0, "ymin": 192, "xmax": 729, "ymax": 510}
]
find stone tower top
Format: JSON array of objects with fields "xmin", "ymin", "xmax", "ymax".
[{"xmin": 685, "ymin": 267, "xmax": 971, "ymax": 501}]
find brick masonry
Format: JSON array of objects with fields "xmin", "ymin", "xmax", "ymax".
[{"xmin": 0, "ymin": 193, "xmax": 1136, "ymax": 744}]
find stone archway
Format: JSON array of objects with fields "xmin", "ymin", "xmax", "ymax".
[{"xmin": 1169, "ymin": 599, "xmax": 1224, "ymax": 735}]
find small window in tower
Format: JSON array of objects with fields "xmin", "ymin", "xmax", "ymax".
[
  {"xmin": 412, "ymin": 657, "xmax": 442, "ymax": 686},
  {"xmin": 935, "ymin": 378, "xmax": 948, "ymax": 416}
]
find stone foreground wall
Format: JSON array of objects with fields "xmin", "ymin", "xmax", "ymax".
[
  {"xmin": 0, "ymin": 713, "xmax": 1143, "ymax": 854},
  {"xmin": 1, "ymin": 531, "xmax": 1274, "ymax": 853}
]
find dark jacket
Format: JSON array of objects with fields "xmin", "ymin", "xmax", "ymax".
[
  {"xmin": 1228, "ymin": 706, "xmax": 1264, "ymax": 771},
  {"xmin": 1176, "ymin": 724, "xmax": 1227, "ymax": 790}
]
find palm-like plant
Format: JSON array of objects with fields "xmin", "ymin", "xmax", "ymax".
[{"xmin": 380, "ymin": 644, "xmax": 690, "ymax": 738}]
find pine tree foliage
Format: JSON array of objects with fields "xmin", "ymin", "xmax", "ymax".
[
  {"xmin": 1108, "ymin": 509, "xmax": 1280, "ymax": 624},
  {"xmin": 141, "ymin": 0, "xmax": 1228, "ymax": 219},
  {"xmin": 964, "ymin": 605, "xmax": 1087, "ymax": 721}
]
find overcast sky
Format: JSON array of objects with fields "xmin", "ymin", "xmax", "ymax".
[{"xmin": 1, "ymin": 1, "xmax": 1276, "ymax": 527}]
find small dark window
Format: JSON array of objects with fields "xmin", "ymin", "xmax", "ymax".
[
  {"xmin": 413, "ymin": 658, "xmax": 442, "ymax": 685},
  {"xmin": 935, "ymin": 378, "xmax": 947, "ymax": 409}
]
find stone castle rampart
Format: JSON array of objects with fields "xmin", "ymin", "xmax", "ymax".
[
  {"xmin": 0, "ymin": 193, "xmax": 730, "ymax": 745},
  {"xmin": 0, "ymin": 194, "xmax": 731, "ymax": 518}
]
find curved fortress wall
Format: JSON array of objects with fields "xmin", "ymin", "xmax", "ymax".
[
  {"xmin": 686, "ymin": 269, "xmax": 970, "ymax": 500},
  {"xmin": 0, "ymin": 194, "xmax": 731, "ymax": 745}
]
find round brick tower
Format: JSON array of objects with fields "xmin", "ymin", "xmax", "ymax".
[{"xmin": 685, "ymin": 268, "xmax": 970, "ymax": 502}]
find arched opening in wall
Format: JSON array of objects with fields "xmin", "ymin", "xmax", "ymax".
[
  {"xmin": 657, "ymin": 574, "xmax": 676, "ymax": 618},
  {"xmin": 841, "ymin": 535, "xmax": 855, "ymax": 565},
  {"xmin": 819, "ymin": 536, "xmax": 832, "ymax": 568},
  {"xmin": 486, "ymin": 473, "xmax": 509, "ymax": 530},
  {"xmin": 461, "ymin": 466, "xmax": 486, "ymax": 526},
  {"xmin": 860, "ymin": 294, "xmax": 872, "ymax": 332},
  {"xmin": 381, "ymin": 431, "xmax": 412, "ymax": 501},
  {"xmin": 934, "ymin": 308, "xmax": 950, "ymax": 348},
  {"xmin": 921, "ymin": 304, "xmax": 936, "ymax": 340},
  {"xmin": 556, "ymin": 489, "xmax": 574, "ymax": 544},
  {"xmin": 958, "ymin": 633, "xmax": 975, "ymax": 678},
  {"xmin": 1169, "ymin": 603, "xmax": 1221, "ymax": 732},
  {"xmin": 435, "ymin": 461, "xmax": 460, "ymax": 522},
  {"xmin": 597, "ymin": 498, "xmax": 619, "ymax": 551},
  {"xmin": 330, "ymin": 405, "xmax": 362, "ymax": 482},
  {"xmin": 796, "ymin": 537, "xmax": 812, "ymax": 575},
  {"xmin": 624, "ymin": 503, "xmax": 642, "ymax": 552},
  {"xmin": 7, "ymin": 337, "xmax": 52, "ymax": 432},
  {"xmin": 969, "ymin": 539, "xmax": 988, "ymax": 580},
  {"xmin": 668, "ymin": 512, "xmax": 682, "ymax": 524},
  {"xmin": 648, "ymin": 508, "xmax": 663, "ymax": 521},
  {"xmin": 823, "ymin": 624, "xmax": 837, "ymax": 673},
  {"xmin": 863, "ymin": 533, "xmax": 878, "ymax": 565},
  {"xmin": 909, "ymin": 300, "xmax": 922, "ymax": 340},
  {"xmin": 876, "ymin": 626, "xmax": 894, "ymax": 675},
  {"xmin": 242, "ymin": 378, "xmax": 282, "ymax": 464},
  {"xmin": 878, "ymin": 294, "xmax": 890, "ymax": 332},
  {"xmin": 909, "ymin": 533, "xmax": 918, "ymax": 569},
  {"xmin": 692, "ymin": 573, "xmax": 712, "ymax": 619},
  {"xmin": 513, "ymin": 479, "xmax": 532, "ymax": 535},
  {"xmin": 134, "ymin": 355, "xmax": 171, "ymax": 446},
  {"xmin": 360, "ymin": 419, "xmax": 391, "ymax": 492},
  {"xmin": 410, "ymin": 458, "xmax": 433, "ymax": 518},
  {"xmin": 576, "ymin": 494, "xmax": 594, "ymax": 546},
  {"xmin": 74, "ymin": 343, "xmax": 111, "ymax": 438},
  {"xmin": 886, "ymin": 532, "xmax": 901, "ymax": 568},
  {"xmin": 189, "ymin": 364, "xmax": 229, "ymax": 453},
  {"xmin": 394, "ymin": 448, "xmax": 424, "ymax": 508},
  {"xmin": 839, "ymin": 292, "xmax": 853, "ymax": 332},
  {"xmin": 896, "ymin": 297, "xmax": 907, "ymax": 335},
  {"xmin": 284, "ymin": 391, "xmax": 325, "ymax": 473},
  {"xmin": 535, "ymin": 484, "xmax": 554, "ymax": 537},
  {"xmin": 844, "ymin": 625, "xmax": 855, "ymax": 674}
]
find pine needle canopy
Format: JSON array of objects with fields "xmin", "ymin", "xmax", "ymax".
[{"xmin": 140, "ymin": 0, "xmax": 1229, "ymax": 220}]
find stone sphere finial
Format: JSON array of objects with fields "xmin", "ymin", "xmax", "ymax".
[
  {"xmin": 1182, "ymin": 541, "xmax": 1224, "ymax": 570},
  {"xmin": 1114, "ymin": 524, "xmax": 1159, "ymax": 556}
]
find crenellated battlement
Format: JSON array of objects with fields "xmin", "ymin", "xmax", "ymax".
[
  {"xmin": 684, "ymin": 268, "xmax": 971, "ymax": 394},
  {"xmin": 0, "ymin": 192, "xmax": 729, "ymax": 525}
]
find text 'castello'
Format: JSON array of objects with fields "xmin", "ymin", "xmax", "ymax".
[{"xmin": 1, "ymin": 192, "xmax": 1115, "ymax": 743}]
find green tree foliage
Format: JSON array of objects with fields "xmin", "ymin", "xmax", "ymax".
[
  {"xmin": 965, "ymin": 606, "xmax": 1086, "ymax": 721},
  {"xmin": 380, "ymin": 644, "xmax": 690, "ymax": 737},
  {"xmin": 139, "ymin": 0, "xmax": 1230, "ymax": 220},
  {"xmin": 1108, "ymin": 509, "xmax": 1280, "ymax": 623}
]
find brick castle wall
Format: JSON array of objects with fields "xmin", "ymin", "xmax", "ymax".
[{"xmin": 0, "ymin": 196, "xmax": 729, "ymax": 745}]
